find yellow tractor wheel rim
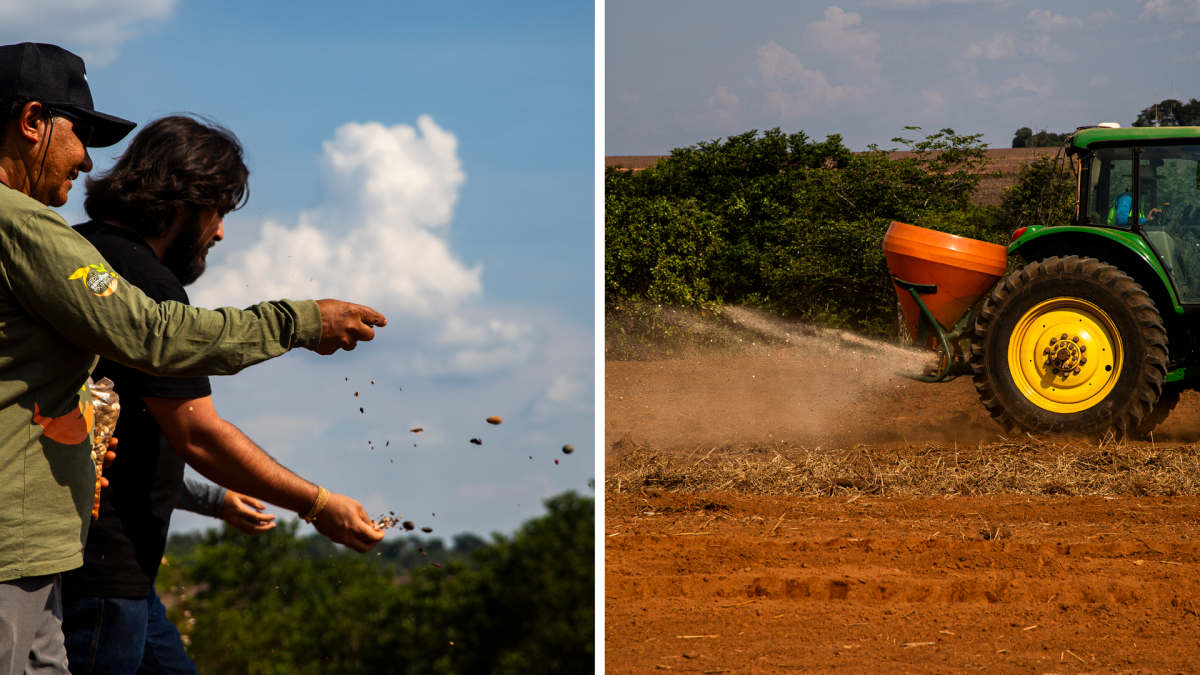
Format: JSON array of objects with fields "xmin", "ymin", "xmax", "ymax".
[{"xmin": 1007, "ymin": 298, "xmax": 1123, "ymax": 414}]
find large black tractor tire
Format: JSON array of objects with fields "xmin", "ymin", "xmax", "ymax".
[
  {"xmin": 968, "ymin": 256, "xmax": 1168, "ymax": 437},
  {"xmin": 1135, "ymin": 381, "xmax": 1183, "ymax": 438}
]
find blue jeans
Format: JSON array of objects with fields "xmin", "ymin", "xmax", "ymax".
[{"xmin": 61, "ymin": 591, "xmax": 197, "ymax": 675}]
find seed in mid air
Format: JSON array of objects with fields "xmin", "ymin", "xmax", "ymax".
[
  {"xmin": 486, "ymin": 416, "xmax": 502, "ymax": 425},
  {"xmin": 562, "ymin": 444, "xmax": 575, "ymax": 454}
]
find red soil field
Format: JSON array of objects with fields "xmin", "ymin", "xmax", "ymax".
[{"xmin": 605, "ymin": 347, "xmax": 1200, "ymax": 673}]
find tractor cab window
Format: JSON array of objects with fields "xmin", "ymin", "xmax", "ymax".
[
  {"xmin": 1142, "ymin": 145, "xmax": 1200, "ymax": 302},
  {"xmin": 1086, "ymin": 148, "xmax": 1137, "ymax": 227}
]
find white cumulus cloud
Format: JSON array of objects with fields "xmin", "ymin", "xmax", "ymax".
[
  {"xmin": 1138, "ymin": 0, "xmax": 1200, "ymax": 22},
  {"xmin": 191, "ymin": 117, "xmax": 541, "ymax": 378},
  {"xmin": 532, "ymin": 374, "xmax": 592, "ymax": 417},
  {"xmin": 962, "ymin": 32, "xmax": 1017, "ymax": 60},
  {"xmin": 915, "ymin": 88, "xmax": 947, "ymax": 117},
  {"xmin": 1025, "ymin": 34, "xmax": 1074, "ymax": 62},
  {"xmin": 755, "ymin": 40, "xmax": 866, "ymax": 118},
  {"xmin": 997, "ymin": 71, "xmax": 1056, "ymax": 97},
  {"xmin": 192, "ymin": 116, "xmax": 481, "ymax": 316},
  {"xmin": 701, "ymin": 85, "xmax": 745, "ymax": 132},
  {"xmin": 862, "ymin": 0, "xmax": 1003, "ymax": 7},
  {"xmin": 1027, "ymin": 9, "xmax": 1083, "ymax": 32},
  {"xmin": 756, "ymin": 40, "xmax": 807, "ymax": 87},
  {"xmin": 806, "ymin": 6, "xmax": 882, "ymax": 74},
  {"xmin": 0, "ymin": 0, "xmax": 176, "ymax": 65},
  {"xmin": 436, "ymin": 316, "xmax": 537, "ymax": 376}
]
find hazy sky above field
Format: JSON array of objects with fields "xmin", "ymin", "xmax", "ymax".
[
  {"xmin": 1, "ymin": 0, "xmax": 594, "ymax": 540},
  {"xmin": 606, "ymin": 0, "xmax": 1200, "ymax": 154}
]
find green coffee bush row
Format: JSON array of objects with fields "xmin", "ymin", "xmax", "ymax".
[{"xmin": 606, "ymin": 127, "xmax": 1073, "ymax": 335}]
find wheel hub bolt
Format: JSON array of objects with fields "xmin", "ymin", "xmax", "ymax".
[{"xmin": 1043, "ymin": 333, "xmax": 1087, "ymax": 375}]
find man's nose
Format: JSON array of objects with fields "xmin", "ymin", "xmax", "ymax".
[
  {"xmin": 80, "ymin": 149, "xmax": 93, "ymax": 173},
  {"xmin": 214, "ymin": 219, "xmax": 224, "ymax": 242}
]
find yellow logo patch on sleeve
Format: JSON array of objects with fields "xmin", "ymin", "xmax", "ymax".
[{"xmin": 68, "ymin": 264, "xmax": 120, "ymax": 297}]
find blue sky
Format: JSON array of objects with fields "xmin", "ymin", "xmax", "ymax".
[
  {"xmin": 2, "ymin": 0, "xmax": 594, "ymax": 540},
  {"xmin": 607, "ymin": 0, "xmax": 1200, "ymax": 155}
]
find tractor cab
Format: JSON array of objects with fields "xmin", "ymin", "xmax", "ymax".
[{"xmin": 1075, "ymin": 133, "xmax": 1200, "ymax": 303}]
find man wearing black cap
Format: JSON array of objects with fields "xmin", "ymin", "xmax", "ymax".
[{"xmin": 0, "ymin": 43, "xmax": 387, "ymax": 674}]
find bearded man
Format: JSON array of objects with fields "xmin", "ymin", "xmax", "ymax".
[{"xmin": 61, "ymin": 115, "xmax": 385, "ymax": 675}]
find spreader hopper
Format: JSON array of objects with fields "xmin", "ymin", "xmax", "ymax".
[{"xmin": 883, "ymin": 221, "xmax": 1009, "ymax": 381}]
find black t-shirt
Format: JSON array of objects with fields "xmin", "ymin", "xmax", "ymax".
[{"xmin": 61, "ymin": 221, "xmax": 212, "ymax": 598}]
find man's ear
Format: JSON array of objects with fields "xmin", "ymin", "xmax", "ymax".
[{"xmin": 17, "ymin": 102, "xmax": 46, "ymax": 145}]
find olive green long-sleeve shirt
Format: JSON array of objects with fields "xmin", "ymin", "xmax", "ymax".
[{"xmin": 0, "ymin": 185, "xmax": 321, "ymax": 581}]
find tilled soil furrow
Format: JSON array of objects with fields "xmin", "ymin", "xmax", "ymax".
[{"xmin": 607, "ymin": 492, "xmax": 1200, "ymax": 673}]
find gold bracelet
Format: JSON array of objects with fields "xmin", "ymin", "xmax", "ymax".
[{"xmin": 302, "ymin": 485, "xmax": 330, "ymax": 523}]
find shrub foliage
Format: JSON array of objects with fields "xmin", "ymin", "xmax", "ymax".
[
  {"xmin": 606, "ymin": 126, "xmax": 1076, "ymax": 335},
  {"xmin": 158, "ymin": 492, "xmax": 594, "ymax": 675}
]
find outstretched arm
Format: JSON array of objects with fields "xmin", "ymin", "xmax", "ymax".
[
  {"xmin": 177, "ymin": 477, "xmax": 277, "ymax": 535},
  {"xmin": 0, "ymin": 209, "xmax": 388, "ymax": 377},
  {"xmin": 147, "ymin": 395, "xmax": 384, "ymax": 552},
  {"xmin": 177, "ymin": 476, "xmax": 227, "ymax": 517}
]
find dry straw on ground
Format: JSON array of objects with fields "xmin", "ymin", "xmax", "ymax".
[{"xmin": 607, "ymin": 436, "xmax": 1200, "ymax": 498}]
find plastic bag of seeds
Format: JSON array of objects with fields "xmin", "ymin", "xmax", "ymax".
[{"xmin": 89, "ymin": 377, "xmax": 121, "ymax": 519}]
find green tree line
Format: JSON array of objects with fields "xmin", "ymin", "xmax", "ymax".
[
  {"xmin": 606, "ymin": 127, "xmax": 1072, "ymax": 336},
  {"xmin": 1012, "ymin": 127, "xmax": 1069, "ymax": 148},
  {"xmin": 1133, "ymin": 98, "xmax": 1200, "ymax": 127},
  {"xmin": 157, "ymin": 491, "xmax": 594, "ymax": 675},
  {"xmin": 1012, "ymin": 96, "xmax": 1200, "ymax": 146}
]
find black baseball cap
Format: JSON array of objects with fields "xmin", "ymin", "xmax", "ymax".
[{"xmin": 0, "ymin": 43, "xmax": 135, "ymax": 148}]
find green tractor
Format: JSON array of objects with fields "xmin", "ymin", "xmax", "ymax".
[{"xmin": 886, "ymin": 125, "xmax": 1200, "ymax": 437}]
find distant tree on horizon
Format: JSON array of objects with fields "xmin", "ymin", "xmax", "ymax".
[
  {"xmin": 1132, "ymin": 98, "xmax": 1200, "ymax": 127},
  {"xmin": 1012, "ymin": 127, "xmax": 1069, "ymax": 148}
]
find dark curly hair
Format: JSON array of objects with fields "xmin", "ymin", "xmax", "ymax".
[{"xmin": 84, "ymin": 115, "xmax": 249, "ymax": 237}]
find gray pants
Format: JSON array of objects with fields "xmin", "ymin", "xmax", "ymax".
[{"xmin": 0, "ymin": 575, "xmax": 69, "ymax": 675}]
